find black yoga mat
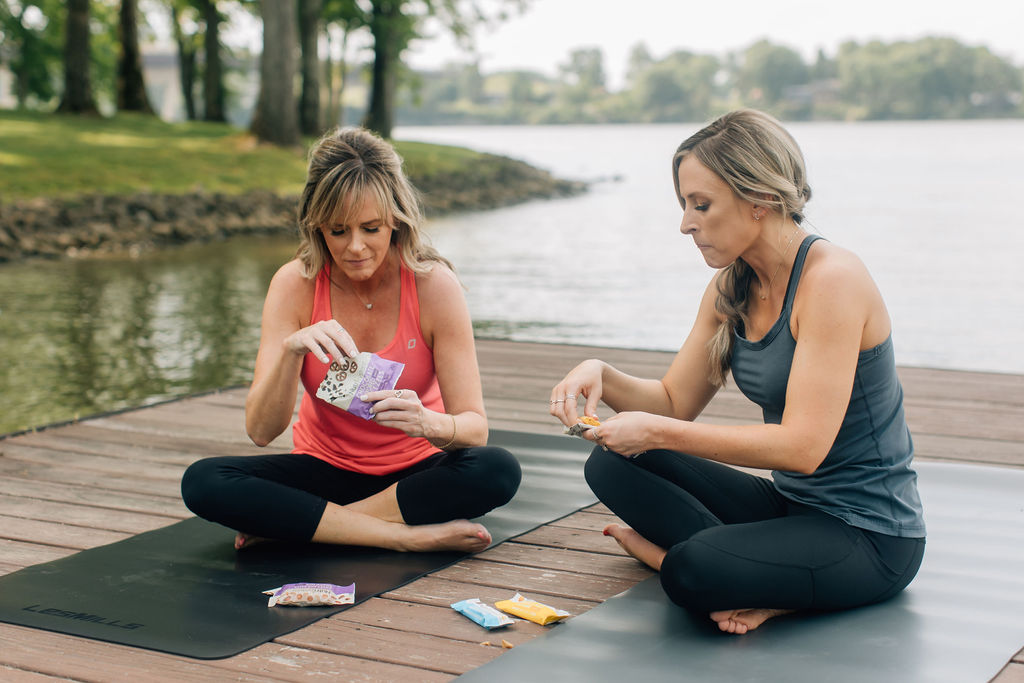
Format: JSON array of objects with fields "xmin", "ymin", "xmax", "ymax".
[
  {"xmin": 457, "ymin": 461, "xmax": 1024, "ymax": 683},
  {"xmin": 0, "ymin": 429, "xmax": 595, "ymax": 659}
]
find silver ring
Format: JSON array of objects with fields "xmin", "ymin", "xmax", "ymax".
[
  {"xmin": 554, "ymin": 399, "xmax": 565, "ymax": 403},
  {"xmin": 394, "ymin": 390, "xmax": 403, "ymax": 399},
  {"xmin": 565, "ymin": 395, "xmax": 577, "ymax": 401}
]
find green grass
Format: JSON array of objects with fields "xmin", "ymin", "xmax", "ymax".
[{"xmin": 0, "ymin": 110, "xmax": 492, "ymax": 201}]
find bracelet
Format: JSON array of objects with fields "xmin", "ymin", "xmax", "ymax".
[{"xmin": 438, "ymin": 414, "xmax": 457, "ymax": 450}]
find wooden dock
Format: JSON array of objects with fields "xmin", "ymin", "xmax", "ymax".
[{"xmin": 1, "ymin": 338, "xmax": 1022, "ymax": 681}]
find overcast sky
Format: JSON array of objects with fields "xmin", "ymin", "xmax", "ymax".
[
  {"xmin": 214, "ymin": 0, "xmax": 1024, "ymax": 91},
  {"xmin": 403, "ymin": 0, "xmax": 1024, "ymax": 89}
]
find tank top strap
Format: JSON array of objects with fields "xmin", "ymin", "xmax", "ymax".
[{"xmin": 782, "ymin": 234, "xmax": 825, "ymax": 314}]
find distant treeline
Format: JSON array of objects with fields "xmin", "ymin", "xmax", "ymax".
[{"xmin": 395, "ymin": 37, "xmax": 1024, "ymax": 124}]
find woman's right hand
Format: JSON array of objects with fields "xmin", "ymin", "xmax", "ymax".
[
  {"xmin": 550, "ymin": 359, "xmax": 604, "ymax": 427},
  {"xmin": 283, "ymin": 319, "xmax": 360, "ymax": 364}
]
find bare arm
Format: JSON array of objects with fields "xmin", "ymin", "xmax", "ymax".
[
  {"xmin": 551, "ymin": 276, "xmax": 722, "ymax": 425},
  {"xmin": 245, "ymin": 261, "xmax": 359, "ymax": 446},
  {"xmin": 594, "ymin": 246, "xmax": 885, "ymax": 474},
  {"xmin": 368, "ymin": 264, "xmax": 487, "ymax": 448}
]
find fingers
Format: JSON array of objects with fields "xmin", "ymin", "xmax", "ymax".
[
  {"xmin": 295, "ymin": 320, "xmax": 359, "ymax": 363},
  {"xmin": 548, "ymin": 386, "xmax": 581, "ymax": 425}
]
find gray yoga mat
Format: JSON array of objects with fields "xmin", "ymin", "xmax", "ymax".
[
  {"xmin": 459, "ymin": 461, "xmax": 1024, "ymax": 683},
  {"xmin": 0, "ymin": 429, "xmax": 595, "ymax": 659}
]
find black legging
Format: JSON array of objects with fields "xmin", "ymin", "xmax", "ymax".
[
  {"xmin": 585, "ymin": 446, "xmax": 925, "ymax": 614},
  {"xmin": 181, "ymin": 446, "xmax": 521, "ymax": 541}
]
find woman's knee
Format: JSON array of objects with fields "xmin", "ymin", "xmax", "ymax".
[
  {"xmin": 659, "ymin": 540, "xmax": 722, "ymax": 612},
  {"xmin": 584, "ymin": 445, "xmax": 628, "ymax": 502},
  {"xmin": 180, "ymin": 457, "xmax": 227, "ymax": 518},
  {"xmin": 478, "ymin": 447, "xmax": 521, "ymax": 506}
]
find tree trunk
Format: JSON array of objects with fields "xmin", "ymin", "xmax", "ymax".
[
  {"xmin": 298, "ymin": 0, "xmax": 323, "ymax": 136},
  {"xmin": 362, "ymin": 1, "xmax": 403, "ymax": 139},
  {"xmin": 170, "ymin": 5, "xmax": 198, "ymax": 120},
  {"xmin": 57, "ymin": 0, "xmax": 99, "ymax": 114},
  {"xmin": 250, "ymin": 0, "xmax": 300, "ymax": 146},
  {"xmin": 117, "ymin": 0, "xmax": 154, "ymax": 113},
  {"xmin": 200, "ymin": 0, "xmax": 225, "ymax": 122}
]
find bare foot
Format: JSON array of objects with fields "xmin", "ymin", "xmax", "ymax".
[
  {"xmin": 603, "ymin": 523, "xmax": 666, "ymax": 571},
  {"xmin": 399, "ymin": 520, "xmax": 492, "ymax": 553},
  {"xmin": 709, "ymin": 607, "xmax": 795, "ymax": 634},
  {"xmin": 234, "ymin": 532, "xmax": 269, "ymax": 550}
]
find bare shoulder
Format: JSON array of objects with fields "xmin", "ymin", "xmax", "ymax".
[
  {"xmin": 794, "ymin": 238, "xmax": 890, "ymax": 343},
  {"xmin": 415, "ymin": 261, "xmax": 465, "ymax": 305},
  {"xmin": 799, "ymin": 239, "xmax": 877, "ymax": 297},
  {"xmin": 265, "ymin": 259, "xmax": 316, "ymax": 315}
]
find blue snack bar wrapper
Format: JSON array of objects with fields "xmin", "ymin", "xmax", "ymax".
[
  {"xmin": 451, "ymin": 598, "xmax": 514, "ymax": 630},
  {"xmin": 316, "ymin": 352, "xmax": 405, "ymax": 420}
]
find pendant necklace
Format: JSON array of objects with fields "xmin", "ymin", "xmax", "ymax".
[
  {"xmin": 329, "ymin": 267, "xmax": 388, "ymax": 310},
  {"xmin": 758, "ymin": 229, "xmax": 799, "ymax": 300}
]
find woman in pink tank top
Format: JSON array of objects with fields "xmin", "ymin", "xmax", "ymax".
[{"xmin": 181, "ymin": 128, "xmax": 520, "ymax": 553}]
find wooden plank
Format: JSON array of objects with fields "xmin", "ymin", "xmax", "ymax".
[
  {"xmin": 0, "ymin": 493, "xmax": 178, "ymax": 534},
  {"xmin": 381, "ymin": 575, "xmax": 599, "ymax": 615},
  {"xmin": 0, "ymin": 473, "xmax": 189, "ymax": 518},
  {"xmin": 0, "ymin": 455, "xmax": 186, "ymax": 501},
  {"xmin": 277, "ymin": 618, "xmax": 503, "ymax": 675},
  {"xmin": 0, "ymin": 514, "xmax": 129, "ymax": 550},
  {"xmin": 513, "ymin": 524, "xmax": 631, "ymax": 556},
  {"xmin": 477, "ymin": 542, "xmax": 653, "ymax": 582},
  {"xmin": 0, "ymin": 623, "xmax": 283, "ymax": 683},
  {"xmin": 334, "ymin": 597, "xmax": 549, "ymax": 647},
  {"xmin": 201, "ymin": 642, "xmax": 453, "ymax": 683},
  {"xmin": 432, "ymin": 559, "xmax": 634, "ymax": 602},
  {"xmin": 0, "ymin": 666, "xmax": 77, "ymax": 682},
  {"xmin": 0, "ymin": 539, "xmax": 76, "ymax": 568},
  {"xmin": 1, "ymin": 443, "xmax": 188, "ymax": 481}
]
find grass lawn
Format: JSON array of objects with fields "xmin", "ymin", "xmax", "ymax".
[{"xmin": 0, "ymin": 110, "xmax": 490, "ymax": 201}]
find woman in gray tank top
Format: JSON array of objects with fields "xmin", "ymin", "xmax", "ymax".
[{"xmin": 549, "ymin": 109, "xmax": 925, "ymax": 634}]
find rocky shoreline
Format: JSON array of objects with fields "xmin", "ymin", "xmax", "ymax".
[{"xmin": 0, "ymin": 154, "xmax": 586, "ymax": 262}]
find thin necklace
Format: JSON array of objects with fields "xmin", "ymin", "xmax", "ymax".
[
  {"xmin": 329, "ymin": 264, "xmax": 389, "ymax": 310},
  {"xmin": 758, "ymin": 229, "xmax": 799, "ymax": 300}
]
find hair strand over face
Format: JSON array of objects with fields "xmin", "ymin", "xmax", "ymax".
[{"xmin": 295, "ymin": 127, "xmax": 452, "ymax": 278}]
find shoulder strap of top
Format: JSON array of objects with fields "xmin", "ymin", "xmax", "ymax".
[{"xmin": 782, "ymin": 234, "xmax": 824, "ymax": 313}]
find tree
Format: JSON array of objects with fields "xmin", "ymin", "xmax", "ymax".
[
  {"xmin": 250, "ymin": 0, "xmax": 300, "ymax": 145},
  {"xmin": 57, "ymin": 0, "xmax": 98, "ymax": 113},
  {"xmin": 735, "ymin": 40, "xmax": 809, "ymax": 106},
  {"xmin": 630, "ymin": 51, "xmax": 719, "ymax": 122},
  {"xmin": 169, "ymin": 1, "xmax": 199, "ymax": 119},
  {"xmin": 322, "ymin": 0, "xmax": 363, "ymax": 127},
  {"xmin": 0, "ymin": 0, "xmax": 62, "ymax": 107},
  {"xmin": 117, "ymin": 0, "xmax": 154, "ymax": 113},
  {"xmin": 199, "ymin": 0, "xmax": 225, "ymax": 121},
  {"xmin": 361, "ymin": 0, "xmax": 530, "ymax": 138},
  {"xmin": 362, "ymin": 0, "xmax": 415, "ymax": 137},
  {"xmin": 298, "ymin": 0, "xmax": 323, "ymax": 135}
]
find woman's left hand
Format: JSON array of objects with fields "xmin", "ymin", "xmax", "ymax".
[
  {"xmin": 363, "ymin": 388, "xmax": 431, "ymax": 438},
  {"xmin": 587, "ymin": 411, "xmax": 667, "ymax": 458}
]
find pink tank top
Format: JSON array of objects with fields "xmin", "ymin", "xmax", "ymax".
[{"xmin": 291, "ymin": 262, "xmax": 445, "ymax": 474}]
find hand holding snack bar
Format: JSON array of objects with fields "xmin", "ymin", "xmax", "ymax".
[
  {"xmin": 549, "ymin": 358, "xmax": 605, "ymax": 427},
  {"xmin": 285, "ymin": 319, "xmax": 360, "ymax": 365}
]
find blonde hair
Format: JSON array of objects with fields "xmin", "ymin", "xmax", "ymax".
[
  {"xmin": 296, "ymin": 127, "xmax": 452, "ymax": 277},
  {"xmin": 671, "ymin": 109, "xmax": 812, "ymax": 386}
]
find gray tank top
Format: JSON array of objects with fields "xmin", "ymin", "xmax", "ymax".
[{"xmin": 730, "ymin": 235, "xmax": 925, "ymax": 537}]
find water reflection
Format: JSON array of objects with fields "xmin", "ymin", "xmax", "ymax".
[{"xmin": 0, "ymin": 237, "xmax": 294, "ymax": 434}]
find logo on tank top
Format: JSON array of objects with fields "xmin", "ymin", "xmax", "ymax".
[{"xmin": 407, "ymin": 339, "xmax": 416, "ymax": 350}]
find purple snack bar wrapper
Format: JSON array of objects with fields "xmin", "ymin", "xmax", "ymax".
[{"xmin": 315, "ymin": 352, "xmax": 405, "ymax": 420}]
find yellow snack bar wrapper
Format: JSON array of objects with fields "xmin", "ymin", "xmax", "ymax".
[{"xmin": 494, "ymin": 593, "xmax": 570, "ymax": 626}]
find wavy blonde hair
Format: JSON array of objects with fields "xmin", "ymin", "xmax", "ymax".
[
  {"xmin": 295, "ymin": 127, "xmax": 452, "ymax": 278},
  {"xmin": 671, "ymin": 109, "xmax": 812, "ymax": 386}
]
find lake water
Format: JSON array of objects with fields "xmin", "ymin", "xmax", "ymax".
[{"xmin": 2, "ymin": 120, "xmax": 1022, "ymax": 434}]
